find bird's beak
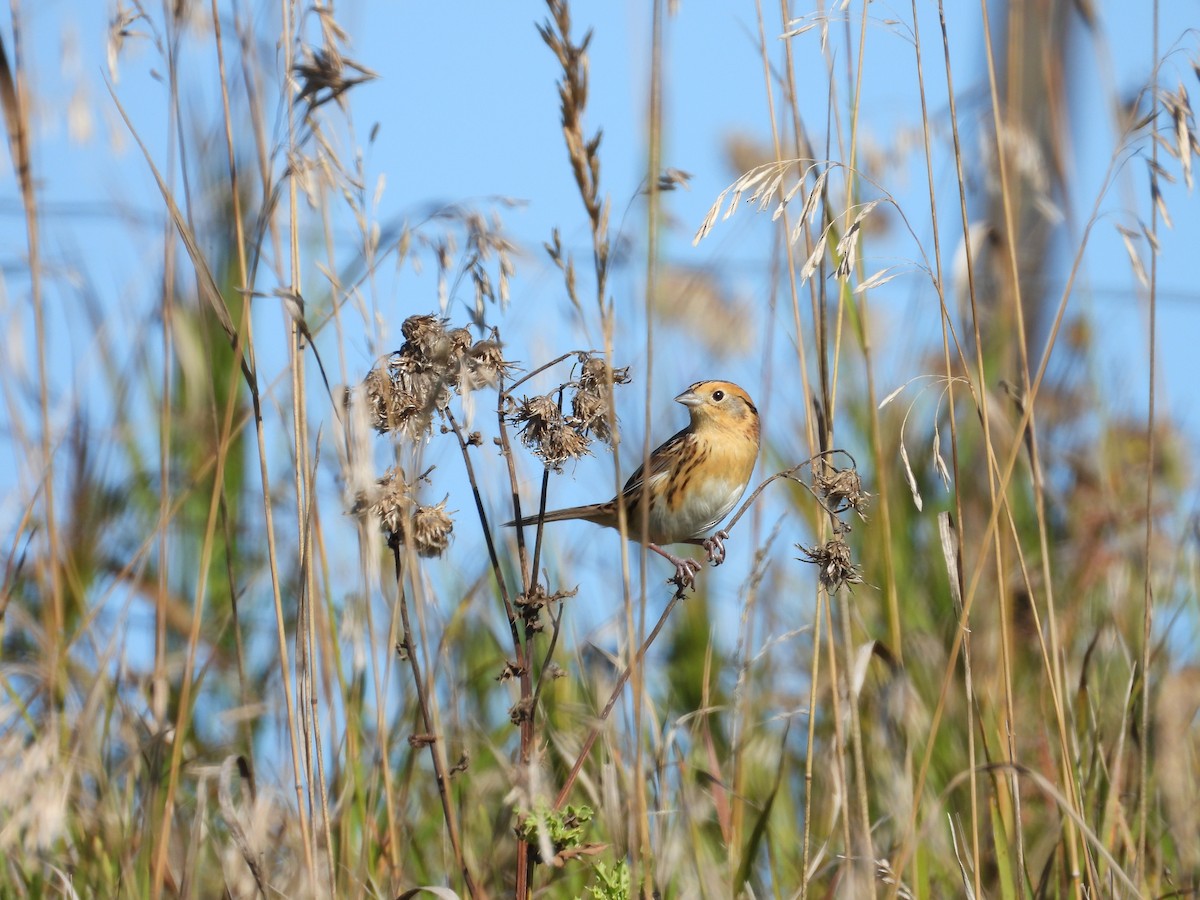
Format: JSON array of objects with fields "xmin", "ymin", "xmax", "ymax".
[{"xmin": 674, "ymin": 387, "xmax": 702, "ymax": 408}]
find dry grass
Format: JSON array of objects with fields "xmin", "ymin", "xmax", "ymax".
[{"xmin": 1, "ymin": 0, "xmax": 1198, "ymax": 898}]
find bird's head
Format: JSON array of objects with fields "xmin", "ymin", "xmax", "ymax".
[{"xmin": 675, "ymin": 381, "xmax": 759, "ymax": 436}]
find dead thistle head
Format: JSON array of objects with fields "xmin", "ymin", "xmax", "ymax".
[
  {"xmin": 814, "ymin": 460, "xmax": 871, "ymax": 520},
  {"xmin": 512, "ymin": 394, "xmax": 591, "ymax": 472},
  {"xmin": 408, "ymin": 500, "xmax": 455, "ymax": 558},
  {"xmin": 355, "ymin": 314, "xmax": 512, "ymax": 439},
  {"xmin": 353, "ymin": 469, "xmax": 454, "ymax": 557},
  {"xmin": 797, "ymin": 536, "xmax": 863, "ymax": 593},
  {"xmin": 571, "ymin": 356, "xmax": 630, "ymax": 444}
]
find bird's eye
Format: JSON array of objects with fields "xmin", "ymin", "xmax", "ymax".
[{"xmin": 712, "ymin": 390, "xmax": 725, "ymax": 402}]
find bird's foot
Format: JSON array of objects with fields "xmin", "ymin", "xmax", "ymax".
[
  {"xmin": 650, "ymin": 543, "xmax": 702, "ymax": 591},
  {"xmin": 669, "ymin": 557, "xmax": 702, "ymax": 590},
  {"xmin": 702, "ymin": 529, "xmax": 730, "ymax": 566}
]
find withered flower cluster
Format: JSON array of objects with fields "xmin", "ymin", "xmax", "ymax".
[
  {"xmin": 571, "ymin": 356, "xmax": 630, "ymax": 443},
  {"xmin": 511, "ymin": 354, "xmax": 630, "ymax": 472},
  {"xmin": 360, "ymin": 314, "xmax": 510, "ymax": 439},
  {"xmin": 356, "ymin": 467, "xmax": 455, "ymax": 558},
  {"xmin": 797, "ymin": 455, "xmax": 871, "ymax": 593},
  {"xmin": 813, "ymin": 459, "xmax": 871, "ymax": 521},
  {"xmin": 513, "ymin": 584, "xmax": 577, "ymax": 634},
  {"xmin": 797, "ymin": 536, "xmax": 864, "ymax": 593}
]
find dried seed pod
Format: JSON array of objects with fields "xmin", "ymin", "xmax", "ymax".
[
  {"xmin": 512, "ymin": 394, "xmax": 591, "ymax": 471},
  {"xmin": 409, "ymin": 500, "xmax": 454, "ymax": 558},
  {"xmin": 570, "ymin": 356, "xmax": 630, "ymax": 444},
  {"xmin": 813, "ymin": 460, "xmax": 871, "ymax": 520},
  {"xmin": 797, "ymin": 537, "xmax": 863, "ymax": 593}
]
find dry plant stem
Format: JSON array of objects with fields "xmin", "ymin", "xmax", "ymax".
[
  {"xmin": 449, "ymin": 416, "xmax": 535, "ymax": 720},
  {"xmin": 840, "ymin": 1, "xmax": 904, "ymax": 671},
  {"xmin": 887, "ymin": 5, "xmax": 999, "ymax": 897},
  {"xmin": 300, "ymin": 457, "xmax": 337, "ymax": 898},
  {"xmin": 906, "ymin": 0, "xmax": 979, "ymax": 882},
  {"xmin": 923, "ymin": 765, "xmax": 1143, "ymax": 897},
  {"xmin": 895, "ymin": 84, "xmax": 1137, "ymax": 888},
  {"xmin": 391, "ymin": 544, "xmax": 478, "ymax": 898},
  {"xmin": 447, "ymin": 410, "xmax": 518, "ymax": 622},
  {"xmin": 553, "ymin": 584, "xmax": 688, "ymax": 812},
  {"xmin": 111, "ymin": 73, "xmax": 315, "ymax": 886},
  {"xmin": 4, "ymin": 1, "xmax": 64, "ymax": 722},
  {"xmin": 448, "ymin": 405, "xmax": 530, "ymax": 895},
  {"xmin": 631, "ymin": 3, "xmax": 665, "ymax": 894},
  {"xmin": 152, "ymin": 66, "xmax": 179, "ymax": 733},
  {"xmin": 124, "ymin": 6, "xmax": 325, "ymax": 874},
  {"xmin": 537, "ymin": 2, "xmax": 627, "ymax": 893},
  {"xmin": 978, "ymin": 0, "xmax": 1076, "ymax": 889},
  {"xmin": 504, "ymin": 351, "xmax": 582, "ymax": 395},
  {"xmin": 488, "ymin": 402, "xmax": 536, "ymax": 850},
  {"xmin": 449, "ymin": 403, "xmax": 540, "ymax": 882},
  {"xmin": 835, "ymin": 7, "xmax": 903, "ymax": 874},
  {"xmin": 530, "ymin": 603, "xmax": 566, "ymax": 715},
  {"xmin": 820, "ymin": 588, "xmax": 855, "ymax": 883},
  {"xmin": 763, "ymin": 0, "xmax": 820, "ymax": 458},
  {"xmin": 1136, "ymin": 1, "xmax": 1161, "ymax": 883},
  {"xmin": 207, "ymin": 0, "xmax": 260, "ymax": 783},
  {"xmin": 800, "ymin": 575, "xmax": 825, "ymax": 899},
  {"xmin": 529, "ymin": 389, "xmax": 567, "ymax": 583},
  {"xmin": 837, "ymin": 587, "xmax": 875, "ymax": 891},
  {"xmin": 918, "ymin": 3, "xmax": 997, "ymax": 891},
  {"xmin": 280, "ymin": 0, "xmax": 333, "ymax": 885},
  {"xmin": 754, "ymin": 8, "xmax": 820, "ymax": 879},
  {"xmin": 150, "ymin": 331, "xmax": 243, "ymax": 897},
  {"xmin": 362, "ymin": 516, "xmax": 402, "ymax": 881}
]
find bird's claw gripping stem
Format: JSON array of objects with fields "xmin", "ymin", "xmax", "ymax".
[{"xmin": 702, "ymin": 529, "xmax": 729, "ymax": 566}]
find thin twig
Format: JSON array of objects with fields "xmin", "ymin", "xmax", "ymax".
[
  {"xmin": 391, "ymin": 543, "xmax": 478, "ymax": 898},
  {"xmin": 553, "ymin": 581, "xmax": 688, "ymax": 811}
]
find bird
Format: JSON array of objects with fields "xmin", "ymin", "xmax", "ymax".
[{"xmin": 506, "ymin": 380, "xmax": 759, "ymax": 587}]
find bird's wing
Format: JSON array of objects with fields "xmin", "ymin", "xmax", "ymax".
[{"xmin": 619, "ymin": 427, "xmax": 691, "ymax": 501}]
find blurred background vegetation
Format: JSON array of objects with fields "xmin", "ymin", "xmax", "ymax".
[{"xmin": 0, "ymin": 0, "xmax": 1198, "ymax": 897}]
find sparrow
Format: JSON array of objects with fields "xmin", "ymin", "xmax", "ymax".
[{"xmin": 507, "ymin": 380, "xmax": 759, "ymax": 586}]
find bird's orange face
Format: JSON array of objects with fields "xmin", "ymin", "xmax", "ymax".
[{"xmin": 675, "ymin": 381, "xmax": 759, "ymax": 441}]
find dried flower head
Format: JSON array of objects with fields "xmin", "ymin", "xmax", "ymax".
[
  {"xmin": 814, "ymin": 461, "xmax": 871, "ymax": 520},
  {"xmin": 571, "ymin": 356, "xmax": 630, "ymax": 443},
  {"xmin": 509, "ymin": 697, "xmax": 534, "ymax": 725},
  {"xmin": 357, "ymin": 314, "xmax": 512, "ymax": 439},
  {"xmin": 352, "ymin": 470, "xmax": 453, "ymax": 556},
  {"xmin": 798, "ymin": 537, "xmax": 863, "ymax": 593},
  {"xmin": 463, "ymin": 339, "xmax": 509, "ymax": 388},
  {"xmin": 358, "ymin": 365, "xmax": 396, "ymax": 434},
  {"xmin": 408, "ymin": 500, "xmax": 454, "ymax": 557},
  {"xmin": 447, "ymin": 327, "xmax": 474, "ymax": 358},
  {"xmin": 293, "ymin": 46, "xmax": 378, "ymax": 111},
  {"xmin": 402, "ymin": 313, "xmax": 450, "ymax": 359},
  {"xmin": 497, "ymin": 660, "xmax": 525, "ymax": 683},
  {"xmin": 354, "ymin": 467, "xmax": 410, "ymax": 535},
  {"xmin": 512, "ymin": 394, "xmax": 590, "ymax": 471},
  {"xmin": 514, "ymin": 584, "xmax": 576, "ymax": 633},
  {"xmin": 383, "ymin": 351, "xmax": 451, "ymax": 439}
]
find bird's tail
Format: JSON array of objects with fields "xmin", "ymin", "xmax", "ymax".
[{"xmin": 503, "ymin": 503, "xmax": 611, "ymax": 528}]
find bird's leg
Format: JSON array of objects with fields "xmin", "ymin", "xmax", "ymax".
[
  {"xmin": 649, "ymin": 543, "xmax": 701, "ymax": 589},
  {"xmin": 701, "ymin": 529, "xmax": 730, "ymax": 566}
]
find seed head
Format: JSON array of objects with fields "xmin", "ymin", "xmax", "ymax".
[
  {"xmin": 402, "ymin": 314, "xmax": 449, "ymax": 357},
  {"xmin": 512, "ymin": 394, "xmax": 590, "ymax": 471},
  {"xmin": 571, "ymin": 356, "xmax": 630, "ymax": 444},
  {"xmin": 463, "ymin": 339, "xmax": 510, "ymax": 388},
  {"xmin": 797, "ymin": 537, "xmax": 863, "ymax": 593},
  {"xmin": 354, "ymin": 467, "xmax": 409, "ymax": 535},
  {"xmin": 409, "ymin": 500, "xmax": 454, "ymax": 557},
  {"xmin": 814, "ymin": 461, "xmax": 871, "ymax": 520}
]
